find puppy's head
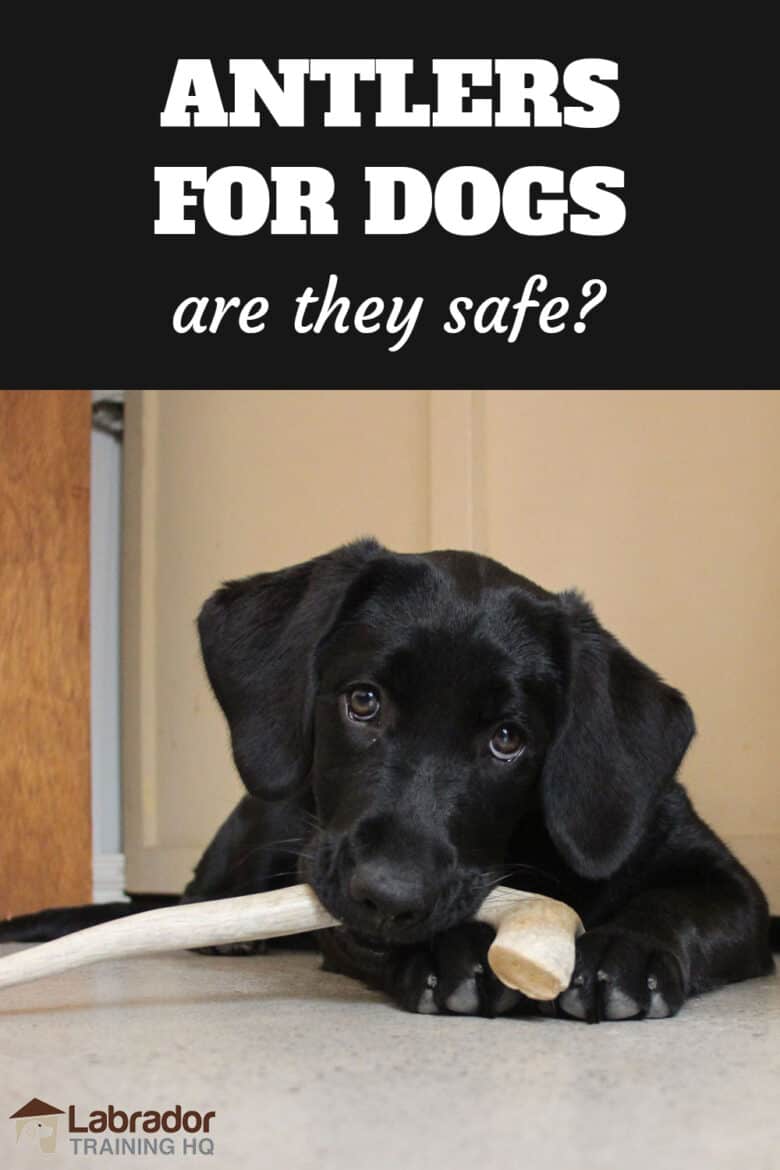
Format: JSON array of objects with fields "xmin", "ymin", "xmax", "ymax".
[{"xmin": 198, "ymin": 539, "xmax": 694, "ymax": 944}]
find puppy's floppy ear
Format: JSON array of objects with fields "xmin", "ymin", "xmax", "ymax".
[
  {"xmin": 542, "ymin": 591, "xmax": 695, "ymax": 880},
  {"xmin": 197, "ymin": 539, "xmax": 381, "ymax": 799}
]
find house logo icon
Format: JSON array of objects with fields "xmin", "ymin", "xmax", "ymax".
[{"xmin": 9, "ymin": 1099, "xmax": 64, "ymax": 1154}]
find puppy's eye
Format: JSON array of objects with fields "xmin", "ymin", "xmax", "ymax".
[
  {"xmin": 489, "ymin": 723, "xmax": 526, "ymax": 761},
  {"xmin": 346, "ymin": 686, "xmax": 381, "ymax": 721}
]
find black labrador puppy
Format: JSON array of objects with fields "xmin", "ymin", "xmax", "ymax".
[
  {"xmin": 183, "ymin": 538, "xmax": 773, "ymax": 1020},
  {"xmin": 2, "ymin": 538, "xmax": 775, "ymax": 1019}
]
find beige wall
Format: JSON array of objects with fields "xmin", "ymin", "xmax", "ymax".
[
  {"xmin": 122, "ymin": 390, "xmax": 434, "ymax": 889},
  {"xmin": 475, "ymin": 391, "xmax": 780, "ymax": 904},
  {"xmin": 123, "ymin": 390, "xmax": 780, "ymax": 906}
]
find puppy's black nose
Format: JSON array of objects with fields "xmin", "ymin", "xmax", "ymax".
[{"xmin": 348, "ymin": 862, "xmax": 430, "ymax": 928}]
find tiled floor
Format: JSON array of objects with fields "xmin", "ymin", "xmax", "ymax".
[{"xmin": 2, "ymin": 944, "xmax": 778, "ymax": 1170}]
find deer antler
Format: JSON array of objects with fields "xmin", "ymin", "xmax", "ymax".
[{"xmin": 0, "ymin": 884, "xmax": 582, "ymax": 1001}]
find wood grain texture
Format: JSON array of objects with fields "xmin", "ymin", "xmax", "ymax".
[{"xmin": 0, "ymin": 390, "xmax": 92, "ymax": 916}]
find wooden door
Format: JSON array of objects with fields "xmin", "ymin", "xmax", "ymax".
[{"xmin": 0, "ymin": 390, "xmax": 92, "ymax": 917}]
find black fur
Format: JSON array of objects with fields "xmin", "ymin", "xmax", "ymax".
[{"xmin": 2, "ymin": 539, "xmax": 775, "ymax": 1021}]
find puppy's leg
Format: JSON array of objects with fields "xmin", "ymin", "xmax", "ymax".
[
  {"xmin": 557, "ymin": 870, "xmax": 773, "ymax": 1023},
  {"xmin": 183, "ymin": 793, "xmax": 315, "ymax": 955},
  {"xmin": 387, "ymin": 923, "xmax": 532, "ymax": 1017},
  {"xmin": 319, "ymin": 923, "xmax": 533, "ymax": 1017}
]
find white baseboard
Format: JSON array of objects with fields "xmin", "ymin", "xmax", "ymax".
[{"xmin": 92, "ymin": 853, "xmax": 130, "ymax": 903}]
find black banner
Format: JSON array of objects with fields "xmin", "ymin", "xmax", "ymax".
[{"xmin": 2, "ymin": 11, "xmax": 775, "ymax": 388}]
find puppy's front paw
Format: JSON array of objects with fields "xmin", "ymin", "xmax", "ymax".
[
  {"xmin": 386, "ymin": 922, "xmax": 526, "ymax": 1017},
  {"xmin": 555, "ymin": 929, "xmax": 686, "ymax": 1023}
]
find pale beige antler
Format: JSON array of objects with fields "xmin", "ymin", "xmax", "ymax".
[
  {"xmin": 476, "ymin": 889, "xmax": 584, "ymax": 999},
  {"xmin": 0, "ymin": 884, "xmax": 582, "ymax": 1001}
]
